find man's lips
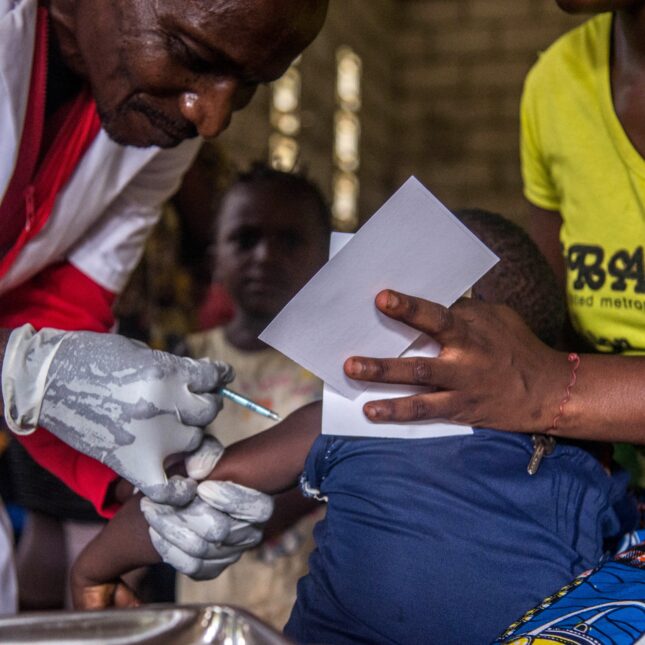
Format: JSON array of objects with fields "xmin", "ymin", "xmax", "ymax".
[{"xmin": 131, "ymin": 100, "xmax": 197, "ymax": 142}]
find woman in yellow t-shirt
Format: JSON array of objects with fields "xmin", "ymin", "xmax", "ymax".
[{"xmin": 342, "ymin": 1, "xmax": 645, "ymax": 451}]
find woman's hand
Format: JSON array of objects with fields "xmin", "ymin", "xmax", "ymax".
[{"xmin": 344, "ymin": 289, "xmax": 569, "ymax": 433}]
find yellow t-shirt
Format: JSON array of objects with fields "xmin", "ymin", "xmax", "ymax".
[{"xmin": 521, "ymin": 13, "xmax": 645, "ymax": 354}]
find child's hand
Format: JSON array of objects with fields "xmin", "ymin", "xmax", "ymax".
[
  {"xmin": 72, "ymin": 579, "xmax": 141, "ymax": 611},
  {"xmin": 70, "ymin": 505, "xmax": 147, "ymax": 612}
]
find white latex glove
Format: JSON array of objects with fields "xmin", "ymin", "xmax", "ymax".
[
  {"xmin": 2, "ymin": 324, "xmax": 233, "ymax": 505},
  {"xmin": 185, "ymin": 435, "xmax": 225, "ymax": 480},
  {"xmin": 141, "ymin": 481, "xmax": 274, "ymax": 580}
]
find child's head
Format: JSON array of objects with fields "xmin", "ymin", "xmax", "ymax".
[
  {"xmin": 214, "ymin": 162, "xmax": 331, "ymax": 321},
  {"xmin": 455, "ymin": 209, "xmax": 565, "ymax": 348}
]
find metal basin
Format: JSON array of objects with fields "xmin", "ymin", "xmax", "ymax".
[{"xmin": 0, "ymin": 604, "xmax": 292, "ymax": 644}]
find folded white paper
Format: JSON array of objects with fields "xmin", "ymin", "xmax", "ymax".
[
  {"xmin": 322, "ymin": 346, "xmax": 473, "ymax": 438},
  {"xmin": 259, "ymin": 176, "xmax": 499, "ymax": 399},
  {"xmin": 322, "ymin": 233, "xmax": 473, "ymax": 438}
]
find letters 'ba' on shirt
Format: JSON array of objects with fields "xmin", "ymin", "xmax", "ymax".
[{"xmin": 521, "ymin": 13, "xmax": 645, "ymax": 355}]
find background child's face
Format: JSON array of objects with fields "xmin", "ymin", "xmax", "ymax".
[{"xmin": 215, "ymin": 182, "xmax": 328, "ymax": 320}]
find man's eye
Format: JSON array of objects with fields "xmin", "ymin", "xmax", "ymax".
[{"xmin": 168, "ymin": 35, "xmax": 212, "ymax": 74}]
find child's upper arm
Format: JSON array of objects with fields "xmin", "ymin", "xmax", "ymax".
[{"xmin": 209, "ymin": 401, "xmax": 322, "ymax": 494}]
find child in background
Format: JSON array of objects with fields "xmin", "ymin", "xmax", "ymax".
[
  {"xmin": 176, "ymin": 163, "xmax": 330, "ymax": 629},
  {"xmin": 71, "ymin": 210, "xmax": 634, "ymax": 643}
]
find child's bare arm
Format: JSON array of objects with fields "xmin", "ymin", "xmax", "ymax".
[
  {"xmin": 71, "ymin": 400, "xmax": 322, "ymax": 609},
  {"xmin": 70, "ymin": 493, "xmax": 156, "ymax": 609},
  {"xmin": 206, "ymin": 400, "xmax": 322, "ymax": 492}
]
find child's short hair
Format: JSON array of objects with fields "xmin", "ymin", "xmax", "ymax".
[
  {"xmin": 216, "ymin": 162, "xmax": 331, "ymax": 237},
  {"xmin": 455, "ymin": 208, "xmax": 565, "ymax": 348}
]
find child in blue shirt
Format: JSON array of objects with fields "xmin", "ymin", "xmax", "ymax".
[
  {"xmin": 71, "ymin": 210, "xmax": 634, "ymax": 644},
  {"xmin": 284, "ymin": 210, "xmax": 632, "ymax": 643}
]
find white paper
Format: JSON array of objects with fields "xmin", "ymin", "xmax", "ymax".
[
  {"xmin": 260, "ymin": 176, "xmax": 499, "ymax": 398},
  {"xmin": 322, "ymin": 233, "xmax": 473, "ymax": 439}
]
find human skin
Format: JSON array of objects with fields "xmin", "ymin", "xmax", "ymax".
[
  {"xmin": 70, "ymin": 402, "xmax": 322, "ymax": 609},
  {"xmin": 46, "ymin": 0, "xmax": 328, "ymax": 148},
  {"xmin": 345, "ymin": 2, "xmax": 645, "ymax": 445}
]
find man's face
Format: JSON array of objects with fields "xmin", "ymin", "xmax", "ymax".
[
  {"xmin": 215, "ymin": 182, "xmax": 328, "ymax": 319},
  {"xmin": 72, "ymin": 0, "xmax": 327, "ymax": 148},
  {"xmin": 555, "ymin": 0, "xmax": 644, "ymax": 13}
]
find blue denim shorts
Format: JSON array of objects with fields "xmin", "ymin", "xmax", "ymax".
[{"xmin": 284, "ymin": 429, "xmax": 634, "ymax": 644}]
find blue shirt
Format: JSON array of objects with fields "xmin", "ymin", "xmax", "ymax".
[{"xmin": 285, "ymin": 429, "xmax": 632, "ymax": 644}]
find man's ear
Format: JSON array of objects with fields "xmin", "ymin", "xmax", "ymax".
[{"xmin": 49, "ymin": 1, "xmax": 89, "ymax": 78}]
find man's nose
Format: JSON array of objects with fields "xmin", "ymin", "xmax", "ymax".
[{"xmin": 179, "ymin": 79, "xmax": 238, "ymax": 139}]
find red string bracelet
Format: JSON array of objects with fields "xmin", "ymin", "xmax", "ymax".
[{"xmin": 548, "ymin": 352, "xmax": 580, "ymax": 432}]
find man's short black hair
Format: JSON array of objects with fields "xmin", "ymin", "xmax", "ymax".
[
  {"xmin": 217, "ymin": 161, "xmax": 331, "ymax": 237},
  {"xmin": 455, "ymin": 208, "xmax": 565, "ymax": 348}
]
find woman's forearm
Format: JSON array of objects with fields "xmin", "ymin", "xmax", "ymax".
[
  {"xmin": 553, "ymin": 353, "xmax": 645, "ymax": 443},
  {"xmin": 524, "ymin": 206, "xmax": 645, "ymax": 442}
]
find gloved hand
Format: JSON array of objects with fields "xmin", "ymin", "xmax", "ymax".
[
  {"xmin": 1, "ymin": 324, "xmax": 233, "ymax": 505},
  {"xmin": 184, "ymin": 435, "xmax": 225, "ymax": 480},
  {"xmin": 141, "ymin": 481, "xmax": 274, "ymax": 580}
]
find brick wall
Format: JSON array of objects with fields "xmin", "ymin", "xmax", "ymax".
[
  {"xmin": 395, "ymin": 0, "xmax": 580, "ymax": 226},
  {"xmin": 217, "ymin": 0, "xmax": 398, "ymax": 222},
  {"xmin": 300, "ymin": 0, "xmax": 399, "ymax": 220},
  {"xmin": 217, "ymin": 0, "xmax": 582, "ymax": 227}
]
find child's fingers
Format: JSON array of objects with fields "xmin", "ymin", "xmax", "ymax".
[
  {"xmin": 76, "ymin": 583, "xmax": 117, "ymax": 610},
  {"xmin": 113, "ymin": 581, "xmax": 141, "ymax": 609},
  {"xmin": 75, "ymin": 581, "xmax": 139, "ymax": 611}
]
